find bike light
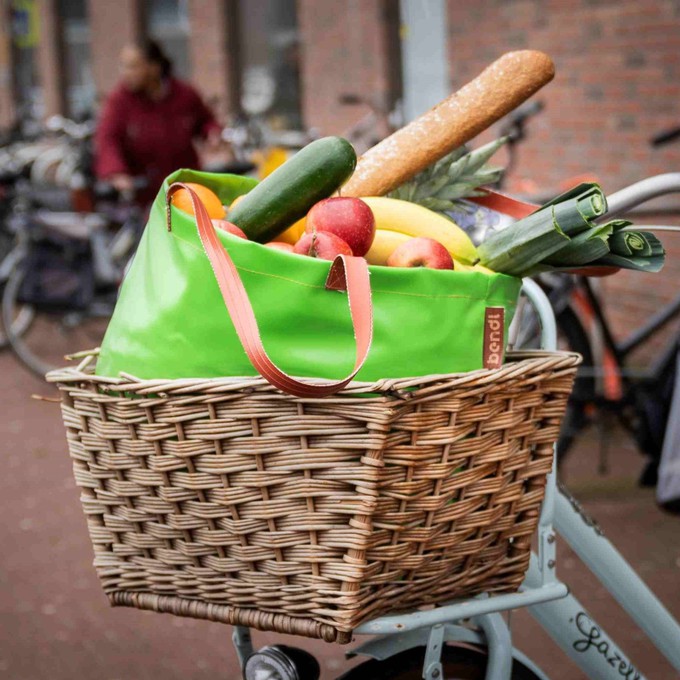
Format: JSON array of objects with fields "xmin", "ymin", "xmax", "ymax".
[{"xmin": 243, "ymin": 645, "xmax": 320, "ymax": 680}]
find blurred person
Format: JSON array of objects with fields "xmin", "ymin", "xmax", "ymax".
[{"xmin": 95, "ymin": 39, "xmax": 222, "ymax": 202}]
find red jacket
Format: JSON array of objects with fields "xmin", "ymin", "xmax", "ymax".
[{"xmin": 95, "ymin": 78, "xmax": 220, "ymax": 199}]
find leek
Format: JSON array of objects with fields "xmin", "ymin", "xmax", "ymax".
[
  {"xmin": 477, "ymin": 182, "xmax": 665, "ymax": 276},
  {"xmin": 477, "ymin": 184, "xmax": 607, "ymax": 276},
  {"xmin": 594, "ymin": 231, "xmax": 665, "ymax": 272}
]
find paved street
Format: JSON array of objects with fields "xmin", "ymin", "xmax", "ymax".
[{"xmin": 1, "ymin": 351, "xmax": 679, "ymax": 679}]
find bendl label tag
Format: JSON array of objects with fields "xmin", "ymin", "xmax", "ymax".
[{"xmin": 483, "ymin": 307, "xmax": 505, "ymax": 370}]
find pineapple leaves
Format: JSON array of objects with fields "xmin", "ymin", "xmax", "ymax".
[{"xmin": 388, "ymin": 137, "xmax": 508, "ymax": 214}]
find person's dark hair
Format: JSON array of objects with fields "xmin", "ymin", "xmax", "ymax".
[{"xmin": 138, "ymin": 38, "xmax": 173, "ymax": 78}]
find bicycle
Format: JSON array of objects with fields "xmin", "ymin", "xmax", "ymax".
[
  {"xmin": 216, "ymin": 115, "xmax": 319, "ymax": 179},
  {"xmin": 1, "ymin": 179, "xmax": 146, "ymax": 378},
  {"xmin": 510, "ymin": 175, "xmax": 680, "ymax": 491},
  {"xmin": 224, "ymin": 272, "xmax": 680, "ymax": 680},
  {"xmin": 339, "ymin": 92, "xmax": 403, "ymax": 155}
]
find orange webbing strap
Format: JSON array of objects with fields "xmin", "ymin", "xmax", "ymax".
[{"xmin": 166, "ymin": 182, "xmax": 374, "ymax": 398}]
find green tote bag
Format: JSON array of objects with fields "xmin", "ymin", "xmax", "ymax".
[{"xmin": 96, "ymin": 169, "xmax": 522, "ymax": 394}]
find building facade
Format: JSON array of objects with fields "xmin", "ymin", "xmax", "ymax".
[
  {"xmin": 2, "ymin": 0, "xmax": 679, "ymax": 193},
  {"xmin": 1, "ymin": 0, "xmax": 679, "ymax": 347}
]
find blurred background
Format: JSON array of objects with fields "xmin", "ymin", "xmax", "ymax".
[
  {"xmin": 3, "ymin": 0, "xmax": 680, "ymax": 187},
  {"xmin": 2, "ymin": 0, "xmax": 680, "ymax": 352},
  {"xmin": 1, "ymin": 1, "xmax": 680, "ymax": 679}
]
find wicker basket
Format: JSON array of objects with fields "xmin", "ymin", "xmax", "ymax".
[{"xmin": 48, "ymin": 350, "xmax": 579, "ymax": 643}]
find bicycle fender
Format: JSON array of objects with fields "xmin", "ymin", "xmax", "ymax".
[{"xmin": 345, "ymin": 625, "xmax": 550, "ymax": 680}]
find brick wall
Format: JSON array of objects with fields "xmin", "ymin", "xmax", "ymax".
[
  {"xmin": 87, "ymin": 0, "xmax": 141, "ymax": 104},
  {"xmin": 36, "ymin": 0, "xmax": 64, "ymax": 117},
  {"xmin": 0, "ymin": 12, "xmax": 14, "ymax": 127},
  {"xmin": 445, "ymin": 0, "xmax": 680, "ymax": 362},
  {"xmin": 187, "ymin": 0, "xmax": 240, "ymax": 121},
  {"xmin": 297, "ymin": 0, "xmax": 395, "ymax": 139},
  {"xmin": 446, "ymin": 0, "xmax": 680, "ymax": 196}
]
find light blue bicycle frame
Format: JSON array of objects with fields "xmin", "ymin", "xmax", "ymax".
[{"xmin": 232, "ymin": 273, "xmax": 680, "ymax": 680}]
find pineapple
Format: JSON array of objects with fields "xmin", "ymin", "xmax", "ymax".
[{"xmin": 388, "ymin": 137, "xmax": 507, "ymax": 215}]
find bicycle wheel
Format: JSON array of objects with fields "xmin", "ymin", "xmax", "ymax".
[
  {"xmin": 337, "ymin": 645, "xmax": 544, "ymax": 679},
  {"xmin": 2, "ymin": 261, "xmax": 110, "ymax": 377},
  {"xmin": 0, "ymin": 237, "xmax": 35, "ymax": 348},
  {"xmin": 0, "ymin": 282, "xmax": 34, "ymax": 349}
]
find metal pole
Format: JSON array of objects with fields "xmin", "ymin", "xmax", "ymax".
[
  {"xmin": 521, "ymin": 278, "xmax": 559, "ymax": 586},
  {"xmin": 399, "ymin": 0, "xmax": 449, "ymax": 121},
  {"xmin": 354, "ymin": 584, "xmax": 567, "ymax": 635},
  {"xmin": 603, "ymin": 173, "xmax": 680, "ymax": 219}
]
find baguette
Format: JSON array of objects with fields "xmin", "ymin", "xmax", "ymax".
[{"xmin": 342, "ymin": 50, "xmax": 555, "ymax": 198}]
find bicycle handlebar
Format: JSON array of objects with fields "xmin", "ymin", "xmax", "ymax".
[
  {"xmin": 505, "ymin": 100, "xmax": 544, "ymax": 128},
  {"xmin": 650, "ymin": 126, "xmax": 680, "ymax": 147},
  {"xmin": 604, "ymin": 173, "xmax": 680, "ymax": 218},
  {"xmin": 500, "ymin": 100, "xmax": 544, "ymax": 141},
  {"xmin": 44, "ymin": 114, "xmax": 94, "ymax": 141}
]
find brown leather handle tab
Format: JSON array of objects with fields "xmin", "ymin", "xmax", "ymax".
[
  {"xmin": 166, "ymin": 183, "xmax": 373, "ymax": 397},
  {"xmin": 468, "ymin": 188, "xmax": 538, "ymax": 219}
]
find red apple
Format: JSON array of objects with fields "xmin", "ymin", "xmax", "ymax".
[
  {"xmin": 265, "ymin": 241, "xmax": 295, "ymax": 252},
  {"xmin": 294, "ymin": 231, "xmax": 353, "ymax": 260},
  {"xmin": 387, "ymin": 237, "xmax": 454, "ymax": 270},
  {"xmin": 211, "ymin": 219, "xmax": 248, "ymax": 239},
  {"xmin": 305, "ymin": 197, "xmax": 375, "ymax": 256}
]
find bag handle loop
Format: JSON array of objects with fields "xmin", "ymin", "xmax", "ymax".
[{"xmin": 166, "ymin": 182, "xmax": 373, "ymax": 398}]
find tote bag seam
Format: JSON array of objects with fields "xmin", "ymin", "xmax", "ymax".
[{"xmin": 168, "ymin": 230, "xmax": 518, "ymax": 305}]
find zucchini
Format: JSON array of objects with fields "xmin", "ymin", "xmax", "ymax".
[{"xmin": 228, "ymin": 136, "xmax": 356, "ymax": 243}]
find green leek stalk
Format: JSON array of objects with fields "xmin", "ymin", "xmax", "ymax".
[
  {"xmin": 477, "ymin": 184, "xmax": 608, "ymax": 276},
  {"xmin": 595, "ymin": 231, "xmax": 665, "ymax": 272}
]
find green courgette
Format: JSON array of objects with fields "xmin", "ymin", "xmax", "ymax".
[{"xmin": 228, "ymin": 136, "xmax": 357, "ymax": 243}]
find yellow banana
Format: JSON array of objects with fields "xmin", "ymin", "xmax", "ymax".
[
  {"xmin": 365, "ymin": 229, "xmax": 411, "ymax": 265},
  {"xmin": 362, "ymin": 196, "xmax": 478, "ymax": 265},
  {"xmin": 366, "ymin": 229, "xmax": 493, "ymax": 273}
]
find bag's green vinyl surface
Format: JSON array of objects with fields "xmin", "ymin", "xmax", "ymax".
[{"xmin": 96, "ymin": 169, "xmax": 522, "ymax": 382}]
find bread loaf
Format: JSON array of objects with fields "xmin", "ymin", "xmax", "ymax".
[{"xmin": 342, "ymin": 50, "xmax": 555, "ymax": 198}]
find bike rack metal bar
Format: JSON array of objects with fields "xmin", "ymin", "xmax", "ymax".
[
  {"xmin": 232, "ymin": 625, "xmax": 254, "ymax": 671},
  {"xmin": 474, "ymin": 613, "xmax": 513, "ymax": 680},
  {"xmin": 521, "ymin": 278, "xmax": 559, "ymax": 589},
  {"xmin": 353, "ymin": 583, "xmax": 568, "ymax": 635},
  {"xmin": 422, "ymin": 624, "xmax": 445, "ymax": 679}
]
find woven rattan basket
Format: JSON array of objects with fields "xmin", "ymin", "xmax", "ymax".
[{"xmin": 48, "ymin": 349, "xmax": 579, "ymax": 643}]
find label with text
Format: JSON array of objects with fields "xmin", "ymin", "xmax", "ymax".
[{"xmin": 483, "ymin": 307, "xmax": 505, "ymax": 369}]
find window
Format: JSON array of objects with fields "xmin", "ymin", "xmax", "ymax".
[
  {"xmin": 10, "ymin": 0, "xmax": 42, "ymax": 119},
  {"xmin": 143, "ymin": 0, "xmax": 191, "ymax": 80},
  {"xmin": 238, "ymin": 0, "xmax": 302, "ymax": 130},
  {"xmin": 58, "ymin": 0, "xmax": 95, "ymax": 118}
]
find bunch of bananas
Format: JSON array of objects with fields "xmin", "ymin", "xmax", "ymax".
[{"xmin": 361, "ymin": 197, "xmax": 493, "ymax": 272}]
